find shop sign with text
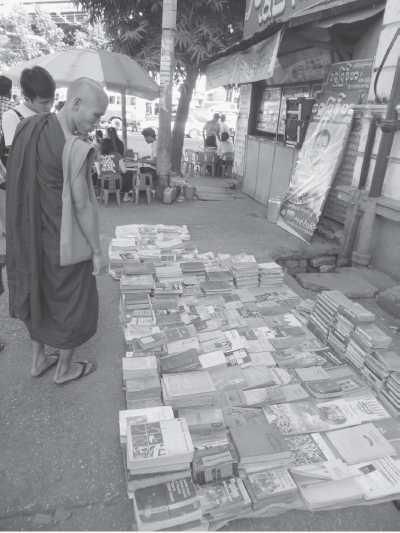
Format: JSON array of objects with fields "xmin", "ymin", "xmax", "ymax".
[{"xmin": 244, "ymin": 0, "xmax": 323, "ymax": 39}]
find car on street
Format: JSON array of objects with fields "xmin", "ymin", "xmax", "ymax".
[{"xmin": 139, "ymin": 112, "xmax": 207, "ymax": 139}]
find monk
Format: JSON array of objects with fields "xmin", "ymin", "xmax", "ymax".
[{"xmin": 6, "ymin": 78, "xmax": 109, "ymax": 386}]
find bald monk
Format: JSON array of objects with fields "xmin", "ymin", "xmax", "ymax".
[{"xmin": 6, "ymin": 78, "xmax": 109, "ymax": 386}]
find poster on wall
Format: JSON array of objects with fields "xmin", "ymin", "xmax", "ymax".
[
  {"xmin": 257, "ymin": 87, "xmax": 281, "ymax": 133},
  {"xmin": 277, "ymin": 91, "xmax": 362, "ymax": 243},
  {"xmin": 233, "ymin": 84, "xmax": 252, "ymax": 177}
]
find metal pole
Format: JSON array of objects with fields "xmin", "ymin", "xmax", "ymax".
[
  {"xmin": 156, "ymin": 0, "xmax": 177, "ymax": 201},
  {"xmin": 121, "ymin": 93, "xmax": 128, "ymax": 154},
  {"xmin": 369, "ymin": 57, "xmax": 400, "ymax": 198}
]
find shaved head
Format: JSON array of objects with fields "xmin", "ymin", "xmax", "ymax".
[{"xmin": 61, "ymin": 77, "xmax": 109, "ymax": 137}]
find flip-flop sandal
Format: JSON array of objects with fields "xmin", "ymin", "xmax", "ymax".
[
  {"xmin": 54, "ymin": 361, "xmax": 97, "ymax": 387},
  {"xmin": 33, "ymin": 352, "xmax": 60, "ymax": 378}
]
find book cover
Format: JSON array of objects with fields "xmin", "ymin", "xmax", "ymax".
[
  {"xmin": 295, "ymin": 367, "xmax": 331, "ymax": 383},
  {"xmin": 305, "ymin": 380, "xmax": 343, "ymax": 398},
  {"xmin": 134, "ymin": 476, "xmax": 201, "ymax": 527},
  {"xmin": 246, "ymin": 468, "xmax": 297, "ymax": 499},
  {"xmin": 167, "ymin": 338, "xmax": 200, "ymax": 356},
  {"xmin": 326, "ymin": 423, "xmax": 396, "ymax": 464},
  {"xmin": 177, "ymin": 407, "xmax": 225, "ymax": 432},
  {"xmin": 163, "ymin": 371, "xmax": 216, "ymax": 398},
  {"xmin": 285, "ymin": 433, "xmax": 337, "ymax": 466},
  {"xmin": 210, "ymin": 366, "xmax": 249, "ymax": 393},
  {"xmin": 242, "ymin": 365, "xmax": 274, "ymax": 389},
  {"xmin": 160, "ymin": 349, "xmax": 200, "ymax": 373},
  {"xmin": 345, "ymin": 397, "xmax": 391, "ymax": 422},
  {"xmin": 127, "ymin": 418, "xmax": 193, "ymax": 465},
  {"xmin": 164, "ymin": 326, "xmax": 196, "ymax": 343},
  {"xmin": 199, "ymin": 351, "xmax": 227, "ymax": 371},
  {"xmin": 196, "ymin": 477, "xmax": 245, "ymax": 515},
  {"xmin": 119, "ymin": 406, "xmax": 174, "ymax": 443},
  {"xmin": 229, "ymin": 423, "xmax": 291, "ymax": 462},
  {"xmin": 222, "ymin": 407, "xmax": 268, "ymax": 428}
]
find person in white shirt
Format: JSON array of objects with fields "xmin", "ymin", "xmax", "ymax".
[
  {"xmin": 140, "ymin": 127, "xmax": 157, "ymax": 179},
  {"xmin": 220, "ymin": 114, "xmax": 230, "ymax": 135},
  {"xmin": 217, "ymin": 132, "xmax": 234, "ymax": 156},
  {"xmin": 2, "ymin": 66, "xmax": 55, "ymax": 148}
]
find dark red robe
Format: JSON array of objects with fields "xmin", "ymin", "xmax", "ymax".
[{"xmin": 6, "ymin": 113, "xmax": 99, "ymax": 349}]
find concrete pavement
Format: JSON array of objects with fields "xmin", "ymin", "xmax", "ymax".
[{"xmin": 0, "ymin": 175, "xmax": 399, "ymax": 531}]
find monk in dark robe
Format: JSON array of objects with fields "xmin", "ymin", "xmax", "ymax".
[{"xmin": 6, "ymin": 78, "xmax": 109, "ymax": 386}]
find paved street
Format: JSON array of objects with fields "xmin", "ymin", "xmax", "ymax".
[{"xmin": 0, "ymin": 176, "xmax": 399, "ymax": 531}]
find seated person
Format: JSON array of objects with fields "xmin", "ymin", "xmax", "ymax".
[
  {"xmin": 217, "ymin": 131, "xmax": 234, "ymax": 156},
  {"xmin": 140, "ymin": 127, "xmax": 157, "ymax": 178},
  {"xmin": 97, "ymin": 138, "xmax": 133, "ymax": 202},
  {"xmin": 106, "ymin": 126, "xmax": 125, "ymax": 157},
  {"xmin": 91, "ymin": 130, "xmax": 104, "ymax": 187}
]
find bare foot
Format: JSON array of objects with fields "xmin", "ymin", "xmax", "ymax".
[
  {"xmin": 31, "ymin": 354, "xmax": 59, "ymax": 377},
  {"xmin": 53, "ymin": 361, "xmax": 94, "ymax": 385}
]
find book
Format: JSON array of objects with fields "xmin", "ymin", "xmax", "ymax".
[
  {"xmin": 138, "ymin": 332, "xmax": 168, "ymax": 351},
  {"xmin": 166, "ymin": 337, "xmax": 200, "ymax": 356},
  {"xmin": 242, "ymin": 365, "xmax": 275, "ymax": 389},
  {"xmin": 229, "ymin": 423, "xmax": 291, "ymax": 464},
  {"xmin": 196, "ymin": 477, "xmax": 250, "ymax": 518},
  {"xmin": 126, "ymin": 418, "xmax": 194, "ymax": 471},
  {"xmin": 285, "ymin": 433, "xmax": 337, "ymax": 466},
  {"xmin": 198, "ymin": 350, "xmax": 228, "ymax": 371},
  {"xmin": 326, "ymin": 423, "xmax": 396, "ymax": 464},
  {"xmin": 344, "ymin": 397, "xmax": 391, "ymax": 422},
  {"xmin": 122, "ymin": 356, "xmax": 158, "ymax": 381},
  {"xmin": 192, "ymin": 450, "xmax": 239, "ymax": 485},
  {"xmin": 176, "ymin": 407, "xmax": 226, "ymax": 432},
  {"xmin": 298, "ymin": 478, "xmax": 364, "ymax": 510},
  {"xmin": 263, "ymin": 399, "xmax": 361, "ymax": 435},
  {"xmin": 304, "ymin": 380, "xmax": 343, "ymax": 399},
  {"xmin": 289, "ymin": 458, "xmax": 356, "ymax": 487},
  {"xmin": 222, "ymin": 407, "xmax": 268, "ymax": 428},
  {"xmin": 133, "ymin": 475, "xmax": 202, "ymax": 531},
  {"xmin": 295, "ymin": 366, "xmax": 331, "ymax": 383},
  {"xmin": 119, "ymin": 407, "xmax": 174, "ymax": 444},
  {"xmin": 244, "ymin": 468, "xmax": 297, "ymax": 501},
  {"xmin": 160, "ymin": 349, "xmax": 201, "ymax": 373}
]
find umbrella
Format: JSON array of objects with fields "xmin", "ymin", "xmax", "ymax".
[{"xmin": 4, "ymin": 48, "xmax": 159, "ymax": 144}]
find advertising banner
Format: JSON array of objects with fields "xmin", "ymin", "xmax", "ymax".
[
  {"xmin": 244, "ymin": 0, "xmax": 323, "ymax": 39},
  {"xmin": 233, "ymin": 84, "xmax": 253, "ymax": 177},
  {"xmin": 205, "ymin": 31, "xmax": 281, "ymax": 91},
  {"xmin": 277, "ymin": 91, "xmax": 362, "ymax": 243},
  {"xmin": 322, "ymin": 59, "xmax": 374, "ymax": 103}
]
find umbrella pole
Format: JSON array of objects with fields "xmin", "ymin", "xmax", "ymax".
[{"xmin": 121, "ymin": 93, "xmax": 128, "ymax": 155}]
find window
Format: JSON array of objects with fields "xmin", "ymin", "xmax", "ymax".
[
  {"xmin": 127, "ymin": 96, "xmax": 136, "ymax": 106},
  {"xmin": 257, "ymin": 88, "xmax": 282, "ymax": 133},
  {"xmin": 109, "ymin": 96, "xmax": 115, "ymax": 104}
]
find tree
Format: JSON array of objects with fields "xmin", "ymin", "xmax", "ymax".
[
  {"xmin": 78, "ymin": 0, "xmax": 246, "ymax": 172},
  {"xmin": 0, "ymin": 5, "xmax": 65, "ymax": 71}
]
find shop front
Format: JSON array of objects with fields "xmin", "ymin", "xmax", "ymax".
[{"xmin": 204, "ymin": 0, "xmax": 386, "ymax": 213}]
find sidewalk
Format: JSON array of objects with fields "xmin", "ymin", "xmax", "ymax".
[{"xmin": 0, "ymin": 174, "xmax": 399, "ymax": 531}]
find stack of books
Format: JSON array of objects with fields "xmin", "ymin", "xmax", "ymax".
[
  {"xmin": 229, "ymin": 423, "xmax": 293, "ymax": 477},
  {"xmin": 120, "ymin": 274, "xmax": 155, "ymax": 295},
  {"xmin": 196, "ymin": 477, "xmax": 251, "ymax": 521},
  {"xmin": 244, "ymin": 468, "xmax": 298, "ymax": 509},
  {"xmin": 122, "ymin": 293, "xmax": 152, "ymax": 311},
  {"xmin": 200, "ymin": 280, "xmax": 232, "ymax": 296},
  {"xmin": 380, "ymin": 371, "xmax": 400, "ymax": 419},
  {"xmin": 258, "ymin": 262, "xmax": 284, "ymax": 288},
  {"xmin": 229, "ymin": 255, "xmax": 259, "ymax": 288},
  {"xmin": 206, "ymin": 270, "xmax": 234, "ymax": 286},
  {"xmin": 362, "ymin": 350, "xmax": 400, "ymax": 395},
  {"xmin": 346, "ymin": 324, "xmax": 392, "ymax": 370},
  {"xmin": 155, "ymin": 265, "xmax": 183, "ymax": 284},
  {"xmin": 119, "ymin": 405, "xmax": 174, "ymax": 446},
  {"xmin": 181, "ymin": 262, "xmax": 206, "ymax": 282},
  {"xmin": 125, "ymin": 375, "xmax": 162, "ymax": 410},
  {"xmin": 162, "ymin": 371, "xmax": 217, "ymax": 407},
  {"xmin": 327, "ymin": 309, "xmax": 354, "ymax": 356},
  {"xmin": 154, "ymin": 282, "xmax": 183, "ymax": 297}
]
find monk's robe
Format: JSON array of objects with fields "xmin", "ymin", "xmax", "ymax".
[{"xmin": 6, "ymin": 113, "xmax": 99, "ymax": 349}]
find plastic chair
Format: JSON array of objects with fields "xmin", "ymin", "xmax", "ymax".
[
  {"xmin": 99, "ymin": 173, "xmax": 122, "ymax": 207},
  {"xmin": 200, "ymin": 151, "xmax": 218, "ymax": 177},
  {"xmin": 184, "ymin": 149, "xmax": 197, "ymax": 176},
  {"xmin": 219, "ymin": 152, "xmax": 234, "ymax": 178},
  {"xmin": 134, "ymin": 173, "xmax": 153, "ymax": 205}
]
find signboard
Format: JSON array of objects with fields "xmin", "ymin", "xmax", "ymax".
[
  {"xmin": 233, "ymin": 84, "xmax": 253, "ymax": 177},
  {"xmin": 322, "ymin": 59, "xmax": 374, "ymax": 104},
  {"xmin": 205, "ymin": 31, "xmax": 281, "ymax": 91},
  {"xmin": 244, "ymin": 0, "xmax": 323, "ymax": 39},
  {"xmin": 277, "ymin": 91, "xmax": 362, "ymax": 243}
]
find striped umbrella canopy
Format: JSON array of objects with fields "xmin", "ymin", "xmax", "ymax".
[{"xmin": 4, "ymin": 48, "xmax": 159, "ymax": 100}]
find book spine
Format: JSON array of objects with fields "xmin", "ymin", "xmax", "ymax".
[
  {"xmin": 192, "ymin": 462, "xmax": 238, "ymax": 485},
  {"xmin": 365, "ymin": 356, "xmax": 390, "ymax": 378}
]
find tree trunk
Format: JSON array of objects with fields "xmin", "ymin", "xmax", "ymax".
[{"xmin": 170, "ymin": 67, "xmax": 198, "ymax": 174}]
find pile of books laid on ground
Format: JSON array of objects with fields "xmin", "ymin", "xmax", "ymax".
[{"xmin": 111, "ymin": 224, "xmax": 400, "ymax": 531}]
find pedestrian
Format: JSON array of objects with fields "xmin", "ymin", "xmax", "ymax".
[
  {"xmin": 140, "ymin": 127, "xmax": 157, "ymax": 178},
  {"xmin": 2, "ymin": 66, "xmax": 56, "ymax": 149},
  {"xmin": 202, "ymin": 113, "xmax": 221, "ymax": 148},
  {"xmin": 106, "ymin": 126, "xmax": 125, "ymax": 157},
  {"xmin": 0, "ymin": 75, "xmax": 13, "ymax": 236},
  {"xmin": 98, "ymin": 137, "xmax": 133, "ymax": 202},
  {"xmin": 6, "ymin": 77, "xmax": 108, "ymax": 386},
  {"xmin": 220, "ymin": 114, "xmax": 230, "ymax": 135}
]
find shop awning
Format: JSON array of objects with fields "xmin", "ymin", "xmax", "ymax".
[
  {"xmin": 205, "ymin": 30, "xmax": 282, "ymax": 92},
  {"xmin": 317, "ymin": 3, "xmax": 385, "ymax": 28}
]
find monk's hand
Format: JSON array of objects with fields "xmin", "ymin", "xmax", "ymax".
[{"xmin": 93, "ymin": 253, "xmax": 108, "ymax": 276}]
